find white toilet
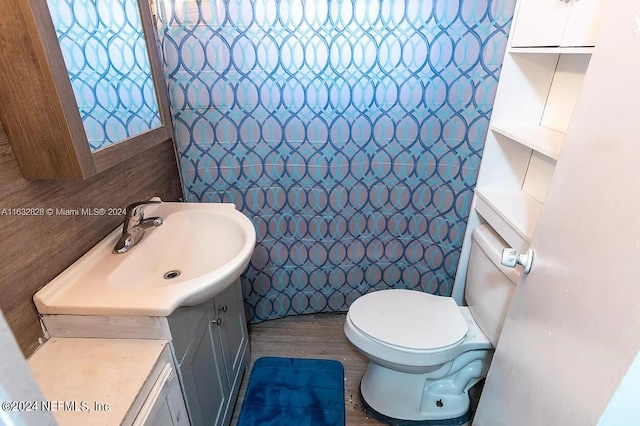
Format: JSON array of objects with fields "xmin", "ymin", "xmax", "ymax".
[{"xmin": 344, "ymin": 225, "xmax": 520, "ymax": 424}]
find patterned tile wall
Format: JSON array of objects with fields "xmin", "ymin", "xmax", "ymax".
[
  {"xmin": 48, "ymin": 0, "xmax": 161, "ymax": 151},
  {"xmin": 156, "ymin": 0, "xmax": 515, "ymax": 322}
]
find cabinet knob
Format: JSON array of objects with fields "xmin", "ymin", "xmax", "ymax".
[
  {"xmin": 501, "ymin": 248, "xmax": 534, "ymax": 274},
  {"xmin": 212, "ymin": 318, "xmax": 222, "ymax": 326},
  {"xmin": 218, "ymin": 305, "xmax": 228, "ymax": 313}
]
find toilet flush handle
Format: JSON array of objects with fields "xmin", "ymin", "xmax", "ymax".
[{"xmin": 501, "ymin": 248, "xmax": 534, "ymax": 274}]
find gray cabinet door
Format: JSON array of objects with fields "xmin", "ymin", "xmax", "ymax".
[
  {"xmin": 178, "ymin": 311, "xmax": 229, "ymax": 426},
  {"xmin": 214, "ymin": 281, "xmax": 249, "ymax": 386}
]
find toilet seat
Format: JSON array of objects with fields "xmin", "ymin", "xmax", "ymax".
[{"xmin": 347, "ymin": 289, "xmax": 469, "ymax": 351}]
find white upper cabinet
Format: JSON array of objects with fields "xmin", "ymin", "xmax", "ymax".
[
  {"xmin": 561, "ymin": 0, "xmax": 608, "ymax": 46},
  {"xmin": 511, "ymin": 0, "xmax": 607, "ymax": 48}
]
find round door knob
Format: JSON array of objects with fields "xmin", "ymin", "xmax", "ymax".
[
  {"xmin": 212, "ymin": 318, "xmax": 222, "ymax": 326},
  {"xmin": 218, "ymin": 305, "xmax": 228, "ymax": 313},
  {"xmin": 501, "ymin": 248, "xmax": 519, "ymax": 268},
  {"xmin": 501, "ymin": 248, "xmax": 534, "ymax": 274}
]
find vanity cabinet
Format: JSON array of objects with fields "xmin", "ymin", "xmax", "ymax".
[
  {"xmin": 511, "ymin": 0, "xmax": 606, "ymax": 48},
  {"xmin": 38, "ymin": 279, "xmax": 250, "ymax": 426},
  {"xmin": 168, "ymin": 281, "xmax": 250, "ymax": 426},
  {"xmin": 215, "ymin": 278, "xmax": 251, "ymax": 387},
  {"xmin": 170, "ymin": 301, "xmax": 229, "ymax": 425},
  {"xmin": 0, "ymin": 0, "xmax": 172, "ymax": 179},
  {"xmin": 133, "ymin": 363, "xmax": 190, "ymax": 426}
]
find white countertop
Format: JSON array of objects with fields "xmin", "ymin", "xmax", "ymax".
[
  {"xmin": 28, "ymin": 338, "xmax": 166, "ymax": 425},
  {"xmin": 32, "ymin": 202, "xmax": 256, "ymax": 316}
]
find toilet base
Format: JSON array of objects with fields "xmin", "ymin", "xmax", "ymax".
[
  {"xmin": 359, "ymin": 385, "xmax": 472, "ymax": 426},
  {"xmin": 359, "ymin": 350, "xmax": 492, "ymax": 422}
]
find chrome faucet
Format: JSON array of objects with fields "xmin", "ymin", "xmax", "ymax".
[{"xmin": 113, "ymin": 200, "xmax": 163, "ymax": 254}]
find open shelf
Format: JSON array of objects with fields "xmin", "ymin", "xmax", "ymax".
[
  {"xmin": 490, "ymin": 123, "xmax": 563, "ymax": 160},
  {"xmin": 474, "ymin": 188, "xmax": 543, "ymax": 250},
  {"xmin": 452, "ymin": 0, "xmax": 604, "ymax": 303},
  {"xmin": 509, "ymin": 47, "xmax": 594, "ymax": 55}
]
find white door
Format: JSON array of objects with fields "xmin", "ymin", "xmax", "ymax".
[{"xmin": 474, "ymin": 2, "xmax": 640, "ymax": 425}]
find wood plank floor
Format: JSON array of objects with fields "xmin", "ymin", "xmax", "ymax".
[
  {"xmin": 229, "ymin": 312, "xmax": 480, "ymax": 425},
  {"xmin": 230, "ymin": 312, "xmax": 385, "ymax": 425}
]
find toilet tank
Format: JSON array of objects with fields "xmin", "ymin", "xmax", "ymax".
[{"xmin": 465, "ymin": 224, "xmax": 520, "ymax": 346}]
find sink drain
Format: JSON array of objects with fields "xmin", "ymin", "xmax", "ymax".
[{"xmin": 164, "ymin": 270, "xmax": 181, "ymax": 280}]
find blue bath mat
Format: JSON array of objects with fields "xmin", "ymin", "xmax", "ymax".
[{"xmin": 237, "ymin": 357, "xmax": 345, "ymax": 426}]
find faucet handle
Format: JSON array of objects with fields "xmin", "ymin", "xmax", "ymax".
[{"xmin": 126, "ymin": 200, "xmax": 161, "ymax": 218}]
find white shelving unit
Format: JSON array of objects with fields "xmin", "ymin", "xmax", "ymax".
[
  {"xmin": 490, "ymin": 123, "xmax": 564, "ymax": 160},
  {"xmin": 451, "ymin": 0, "xmax": 609, "ymax": 303}
]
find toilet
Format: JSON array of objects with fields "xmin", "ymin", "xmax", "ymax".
[{"xmin": 344, "ymin": 225, "xmax": 520, "ymax": 423}]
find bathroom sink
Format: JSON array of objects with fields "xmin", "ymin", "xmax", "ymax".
[{"xmin": 33, "ymin": 202, "xmax": 256, "ymax": 316}]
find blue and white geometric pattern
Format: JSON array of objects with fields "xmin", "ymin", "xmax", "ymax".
[
  {"xmin": 47, "ymin": 0, "xmax": 161, "ymax": 151},
  {"xmin": 157, "ymin": 0, "xmax": 515, "ymax": 323}
]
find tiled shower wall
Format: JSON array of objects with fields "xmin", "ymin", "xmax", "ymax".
[{"xmin": 157, "ymin": 0, "xmax": 515, "ymax": 322}]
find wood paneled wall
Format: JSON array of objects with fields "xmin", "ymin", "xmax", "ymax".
[{"xmin": 0, "ymin": 119, "xmax": 182, "ymax": 357}]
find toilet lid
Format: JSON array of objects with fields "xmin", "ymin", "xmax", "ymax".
[{"xmin": 348, "ymin": 289, "xmax": 469, "ymax": 351}]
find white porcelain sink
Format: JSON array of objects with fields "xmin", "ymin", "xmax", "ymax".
[{"xmin": 34, "ymin": 202, "xmax": 256, "ymax": 316}]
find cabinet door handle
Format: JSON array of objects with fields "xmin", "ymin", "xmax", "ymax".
[
  {"xmin": 212, "ymin": 318, "xmax": 222, "ymax": 326},
  {"xmin": 218, "ymin": 305, "xmax": 228, "ymax": 313}
]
